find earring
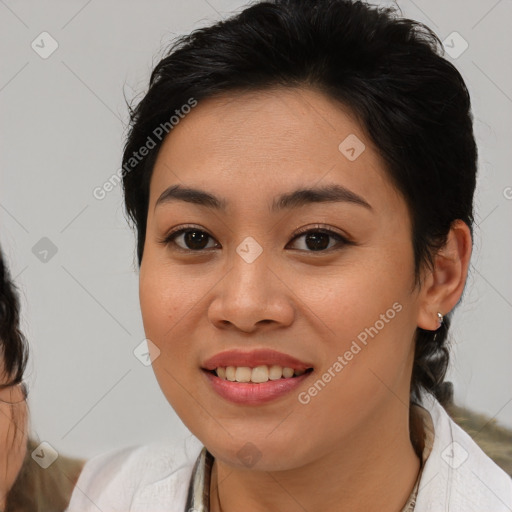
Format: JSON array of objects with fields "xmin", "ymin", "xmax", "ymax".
[{"xmin": 437, "ymin": 312, "xmax": 443, "ymax": 328}]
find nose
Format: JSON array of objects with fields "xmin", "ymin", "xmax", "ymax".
[{"xmin": 207, "ymin": 246, "xmax": 295, "ymax": 334}]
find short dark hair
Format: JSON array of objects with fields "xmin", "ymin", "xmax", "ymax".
[
  {"xmin": 0, "ymin": 246, "xmax": 28, "ymax": 385},
  {"xmin": 121, "ymin": 0, "xmax": 477, "ymax": 405}
]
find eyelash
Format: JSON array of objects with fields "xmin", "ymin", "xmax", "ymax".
[{"xmin": 159, "ymin": 224, "xmax": 351, "ymax": 254}]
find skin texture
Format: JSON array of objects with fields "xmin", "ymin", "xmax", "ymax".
[
  {"xmin": 0, "ymin": 370, "xmax": 27, "ymax": 510},
  {"xmin": 139, "ymin": 87, "xmax": 472, "ymax": 512}
]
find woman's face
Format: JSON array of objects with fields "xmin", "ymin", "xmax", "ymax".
[
  {"xmin": 0, "ymin": 368, "xmax": 27, "ymax": 505},
  {"xmin": 139, "ymin": 87, "xmax": 426, "ymax": 471}
]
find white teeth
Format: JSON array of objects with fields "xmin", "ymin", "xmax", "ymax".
[
  {"xmin": 282, "ymin": 367, "xmax": 294, "ymax": 378},
  {"xmin": 251, "ymin": 365, "xmax": 269, "ymax": 383},
  {"xmin": 235, "ymin": 367, "xmax": 252, "ymax": 383},
  {"xmin": 225, "ymin": 366, "xmax": 236, "ymax": 381},
  {"xmin": 269, "ymin": 365, "xmax": 283, "ymax": 380},
  {"xmin": 214, "ymin": 365, "xmax": 308, "ymax": 383}
]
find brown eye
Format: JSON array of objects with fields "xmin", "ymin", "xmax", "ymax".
[
  {"xmin": 302, "ymin": 232, "xmax": 331, "ymax": 251},
  {"xmin": 164, "ymin": 227, "xmax": 218, "ymax": 251},
  {"xmin": 288, "ymin": 227, "xmax": 349, "ymax": 252}
]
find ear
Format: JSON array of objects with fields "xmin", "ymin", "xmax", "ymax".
[{"xmin": 417, "ymin": 220, "xmax": 472, "ymax": 331}]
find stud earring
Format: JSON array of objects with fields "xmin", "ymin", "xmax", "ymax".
[{"xmin": 437, "ymin": 312, "xmax": 443, "ymax": 328}]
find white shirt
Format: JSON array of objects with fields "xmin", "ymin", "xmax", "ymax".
[{"xmin": 66, "ymin": 393, "xmax": 512, "ymax": 511}]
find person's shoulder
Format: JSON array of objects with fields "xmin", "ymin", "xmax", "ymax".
[
  {"xmin": 66, "ymin": 436, "xmax": 203, "ymax": 511},
  {"xmin": 416, "ymin": 392, "xmax": 512, "ymax": 511},
  {"xmin": 7, "ymin": 439, "xmax": 86, "ymax": 511}
]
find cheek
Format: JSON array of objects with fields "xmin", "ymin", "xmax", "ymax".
[
  {"xmin": 299, "ymin": 251, "xmax": 411, "ymax": 340},
  {"xmin": 291, "ymin": 278, "xmax": 414, "ymax": 454},
  {"xmin": 139, "ymin": 261, "xmax": 199, "ymax": 340},
  {"xmin": 299, "ymin": 247, "xmax": 416, "ymax": 397},
  {"xmin": 138, "ymin": 260, "xmax": 209, "ymax": 397}
]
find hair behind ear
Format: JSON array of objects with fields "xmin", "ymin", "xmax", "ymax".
[{"xmin": 411, "ymin": 317, "xmax": 452, "ymax": 405}]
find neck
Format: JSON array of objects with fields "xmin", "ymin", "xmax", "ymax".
[{"xmin": 210, "ymin": 401, "xmax": 421, "ymax": 512}]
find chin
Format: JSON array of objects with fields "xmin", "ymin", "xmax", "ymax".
[
  {"xmin": 194, "ymin": 427, "xmax": 313, "ymax": 472},
  {"xmin": 209, "ymin": 444, "xmax": 302, "ymax": 472}
]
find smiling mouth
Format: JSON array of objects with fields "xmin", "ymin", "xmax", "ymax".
[{"xmin": 208, "ymin": 365, "xmax": 314, "ymax": 383}]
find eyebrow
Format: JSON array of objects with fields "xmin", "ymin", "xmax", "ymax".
[{"xmin": 155, "ymin": 183, "xmax": 372, "ymax": 212}]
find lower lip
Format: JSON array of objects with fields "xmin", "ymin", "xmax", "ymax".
[{"xmin": 203, "ymin": 370, "xmax": 312, "ymax": 405}]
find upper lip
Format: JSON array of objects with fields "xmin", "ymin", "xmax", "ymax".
[{"xmin": 202, "ymin": 349, "xmax": 312, "ymax": 371}]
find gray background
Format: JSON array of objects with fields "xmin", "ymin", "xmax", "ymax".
[{"xmin": 0, "ymin": 0, "xmax": 511, "ymax": 460}]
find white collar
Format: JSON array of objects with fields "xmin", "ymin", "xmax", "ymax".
[{"xmin": 414, "ymin": 392, "xmax": 512, "ymax": 511}]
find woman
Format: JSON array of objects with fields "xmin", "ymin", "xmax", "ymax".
[
  {"xmin": 0, "ymin": 246, "xmax": 84, "ymax": 511},
  {"xmin": 0, "ymin": 247, "xmax": 28, "ymax": 510},
  {"xmin": 67, "ymin": 0, "xmax": 512, "ymax": 510}
]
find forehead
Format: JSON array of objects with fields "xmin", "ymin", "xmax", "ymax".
[{"xmin": 149, "ymin": 86, "xmax": 402, "ymax": 214}]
